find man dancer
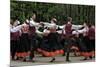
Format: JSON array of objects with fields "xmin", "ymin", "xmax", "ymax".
[{"xmin": 64, "ymin": 17, "xmax": 73, "ymax": 62}]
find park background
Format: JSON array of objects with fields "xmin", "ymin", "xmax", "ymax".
[
  {"xmin": 0, "ymin": 0, "xmax": 98, "ymax": 67},
  {"xmin": 11, "ymin": 1, "xmax": 95, "ymax": 25}
]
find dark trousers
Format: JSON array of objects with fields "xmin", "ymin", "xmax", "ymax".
[
  {"xmin": 29, "ymin": 35, "xmax": 42, "ymax": 60},
  {"xmin": 64, "ymin": 38, "xmax": 73, "ymax": 61},
  {"xmin": 29, "ymin": 38, "xmax": 37, "ymax": 60},
  {"xmin": 11, "ymin": 40, "xmax": 19, "ymax": 59},
  {"xmin": 89, "ymin": 39, "xmax": 95, "ymax": 51},
  {"xmin": 29, "ymin": 48, "xmax": 35, "ymax": 60}
]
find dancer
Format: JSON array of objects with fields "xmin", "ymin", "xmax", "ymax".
[
  {"xmin": 64, "ymin": 17, "xmax": 73, "ymax": 62},
  {"xmin": 37, "ymin": 24, "xmax": 64, "ymax": 62},
  {"xmin": 10, "ymin": 19, "xmax": 20, "ymax": 60},
  {"xmin": 28, "ymin": 25, "xmax": 37, "ymax": 62},
  {"xmin": 17, "ymin": 23, "xmax": 30, "ymax": 61},
  {"xmin": 88, "ymin": 24, "xmax": 95, "ymax": 58},
  {"xmin": 76, "ymin": 22, "xmax": 92, "ymax": 60}
]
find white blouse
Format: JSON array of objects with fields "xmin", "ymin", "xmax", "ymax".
[{"xmin": 10, "ymin": 25, "xmax": 22, "ymax": 32}]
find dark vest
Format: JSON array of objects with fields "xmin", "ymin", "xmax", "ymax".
[
  {"xmin": 10, "ymin": 31, "xmax": 20, "ymax": 41},
  {"xmin": 88, "ymin": 28, "xmax": 95, "ymax": 40}
]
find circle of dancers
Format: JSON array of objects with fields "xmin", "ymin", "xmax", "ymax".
[{"xmin": 10, "ymin": 13, "xmax": 95, "ymax": 62}]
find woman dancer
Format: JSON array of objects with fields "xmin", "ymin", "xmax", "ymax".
[
  {"xmin": 10, "ymin": 19, "xmax": 20, "ymax": 60},
  {"xmin": 17, "ymin": 23, "xmax": 30, "ymax": 61},
  {"xmin": 37, "ymin": 24, "xmax": 64, "ymax": 62}
]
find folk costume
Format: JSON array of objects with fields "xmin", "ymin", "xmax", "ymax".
[
  {"xmin": 10, "ymin": 24, "xmax": 22, "ymax": 60},
  {"xmin": 17, "ymin": 23, "xmax": 30, "ymax": 61},
  {"xmin": 37, "ymin": 24, "xmax": 64, "ymax": 62},
  {"xmin": 10, "ymin": 30, "xmax": 20, "ymax": 60},
  {"xmin": 87, "ymin": 25, "xmax": 95, "ymax": 57},
  {"xmin": 64, "ymin": 22, "xmax": 73, "ymax": 62}
]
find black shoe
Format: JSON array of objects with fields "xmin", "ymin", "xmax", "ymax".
[
  {"xmin": 82, "ymin": 58, "xmax": 88, "ymax": 60},
  {"xmin": 62, "ymin": 53, "xmax": 65, "ymax": 56},
  {"xmin": 66, "ymin": 59, "xmax": 71, "ymax": 62},
  {"xmin": 93, "ymin": 56, "xmax": 95, "ymax": 58},
  {"xmin": 23, "ymin": 58, "xmax": 26, "ymax": 62},
  {"xmin": 15, "ymin": 57, "xmax": 19, "ymax": 60},
  {"xmin": 50, "ymin": 58, "xmax": 55, "ymax": 62},
  {"xmin": 89, "ymin": 56, "xmax": 92, "ymax": 59}
]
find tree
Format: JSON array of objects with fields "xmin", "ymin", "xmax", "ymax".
[{"xmin": 10, "ymin": 1, "xmax": 95, "ymax": 25}]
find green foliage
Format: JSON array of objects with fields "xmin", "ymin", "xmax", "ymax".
[{"xmin": 10, "ymin": 1, "xmax": 95, "ymax": 25}]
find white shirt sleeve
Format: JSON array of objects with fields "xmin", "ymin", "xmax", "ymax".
[
  {"xmin": 10, "ymin": 25, "xmax": 22, "ymax": 32},
  {"xmin": 59, "ymin": 25, "xmax": 65, "ymax": 29},
  {"xmin": 29, "ymin": 20, "xmax": 35, "ymax": 26},
  {"xmin": 72, "ymin": 31, "xmax": 79, "ymax": 35},
  {"xmin": 72, "ymin": 25, "xmax": 83, "ymax": 30},
  {"xmin": 43, "ymin": 29, "xmax": 50, "ymax": 33},
  {"xmin": 57, "ymin": 30, "xmax": 62, "ymax": 34},
  {"xmin": 77, "ymin": 28, "xmax": 87, "ymax": 34}
]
